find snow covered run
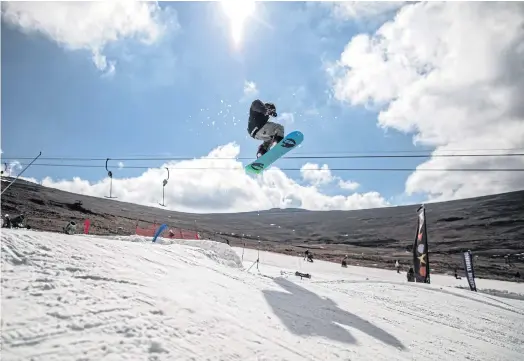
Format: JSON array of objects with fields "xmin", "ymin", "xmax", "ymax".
[{"xmin": 1, "ymin": 229, "xmax": 523, "ymax": 361}]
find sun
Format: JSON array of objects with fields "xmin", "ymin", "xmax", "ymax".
[{"xmin": 220, "ymin": 0, "xmax": 256, "ymax": 46}]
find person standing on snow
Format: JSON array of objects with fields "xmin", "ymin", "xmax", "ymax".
[
  {"xmin": 341, "ymin": 255, "xmax": 348, "ymax": 267},
  {"xmin": 63, "ymin": 221, "xmax": 77, "ymax": 235},
  {"xmin": 247, "ymin": 99, "xmax": 284, "ymax": 158}
]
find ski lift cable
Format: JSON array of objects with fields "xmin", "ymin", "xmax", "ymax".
[
  {"xmin": 13, "ymin": 162, "xmax": 524, "ymax": 172},
  {"xmin": 3, "ymin": 152, "xmax": 524, "ymax": 162}
]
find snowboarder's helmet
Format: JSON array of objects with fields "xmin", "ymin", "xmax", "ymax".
[{"xmin": 264, "ymin": 102, "xmax": 276, "ymax": 111}]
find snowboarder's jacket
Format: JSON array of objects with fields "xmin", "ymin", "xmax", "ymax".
[{"xmin": 248, "ymin": 99, "xmax": 270, "ymax": 138}]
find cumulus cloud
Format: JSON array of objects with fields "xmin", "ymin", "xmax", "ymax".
[
  {"xmin": 300, "ymin": 163, "xmax": 333, "ymax": 186},
  {"xmin": 300, "ymin": 163, "xmax": 361, "ymax": 192},
  {"xmin": 330, "ymin": 2, "xmax": 524, "ymax": 201},
  {"xmin": 338, "ymin": 179, "xmax": 360, "ymax": 191},
  {"xmin": 36, "ymin": 143, "xmax": 388, "ymax": 213},
  {"xmin": 1, "ymin": 160, "xmax": 23, "ymax": 177},
  {"xmin": 1, "ymin": 1, "xmax": 175, "ymax": 74}
]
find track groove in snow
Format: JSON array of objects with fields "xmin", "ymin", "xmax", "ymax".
[{"xmin": 1, "ymin": 229, "xmax": 523, "ymax": 360}]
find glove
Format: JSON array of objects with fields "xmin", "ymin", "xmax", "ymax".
[{"xmin": 265, "ymin": 102, "xmax": 277, "ymax": 117}]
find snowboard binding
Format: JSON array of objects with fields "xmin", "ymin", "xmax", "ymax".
[
  {"xmin": 246, "ymin": 130, "xmax": 304, "ymax": 175},
  {"xmin": 256, "ymin": 134, "xmax": 285, "ymax": 158}
]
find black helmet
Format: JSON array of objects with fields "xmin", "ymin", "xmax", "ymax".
[
  {"xmin": 264, "ymin": 102, "xmax": 277, "ymax": 117},
  {"xmin": 264, "ymin": 102, "xmax": 276, "ymax": 111}
]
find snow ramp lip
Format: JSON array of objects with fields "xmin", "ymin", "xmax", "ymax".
[{"xmin": 90, "ymin": 234, "xmax": 243, "ymax": 269}]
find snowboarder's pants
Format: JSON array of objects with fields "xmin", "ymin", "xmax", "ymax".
[{"xmin": 253, "ymin": 122, "xmax": 284, "ymax": 143}]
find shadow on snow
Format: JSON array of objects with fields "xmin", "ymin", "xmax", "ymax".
[{"xmin": 263, "ymin": 277, "xmax": 406, "ymax": 350}]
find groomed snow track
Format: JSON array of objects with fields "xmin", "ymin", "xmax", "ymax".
[{"xmin": 2, "ymin": 229, "xmax": 523, "ymax": 361}]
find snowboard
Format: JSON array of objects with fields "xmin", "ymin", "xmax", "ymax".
[{"xmin": 245, "ymin": 130, "xmax": 304, "ymax": 175}]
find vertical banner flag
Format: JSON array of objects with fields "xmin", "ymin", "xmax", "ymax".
[
  {"xmin": 412, "ymin": 205, "xmax": 431, "ymax": 283},
  {"xmin": 84, "ymin": 219, "xmax": 91, "ymax": 234},
  {"xmin": 463, "ymin": 250, "xmax": 477, "ymax": 292},
  {"xmin": 152, "ymin": 224, "xmax": 168, "ymax": 243}
]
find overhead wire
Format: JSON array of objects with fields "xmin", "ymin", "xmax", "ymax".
[
  {"xmin": 293, "ymin": 147, "xmax": 524, "ymax": 155},
  {"xmin": 13, "ymin": 163, "xmax": 524, "ymax": 172},
  {"xmin": 3, "ymin": 148, "xmax": 524, "ymax": 172},
  {"xmin": 4, "ymin": 146, "xmax": 524, "ymax": 160},
  {"xmin": 3, "ymin": 152, "xmax": 524, "ymax": 162}
]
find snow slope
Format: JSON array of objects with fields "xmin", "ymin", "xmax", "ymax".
[
  {"xmin": 235, "ymin": 247, "xmax": 524, "ymax": 300},
  {"xmin": 1, "ymin": 229, "xmax": 523, "ymax": 361}
]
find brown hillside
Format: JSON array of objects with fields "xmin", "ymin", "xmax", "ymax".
[{"xmin": 1, "ymin": 177, "xmax": 523, "ymax": 282}]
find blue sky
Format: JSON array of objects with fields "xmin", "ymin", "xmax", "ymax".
[{"xmin": 2, "ymin": 1, "xmax": 521, "ymax": 212}]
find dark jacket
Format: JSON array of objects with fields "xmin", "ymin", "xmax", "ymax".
[{"xmin": 248, "ymin": 99, "xmax": 269, "ymax": 137}]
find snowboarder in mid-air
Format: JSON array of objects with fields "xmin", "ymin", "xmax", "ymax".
[{"xmin": 247, "ymin": 99, "xmax": 284, "ymax": 158}]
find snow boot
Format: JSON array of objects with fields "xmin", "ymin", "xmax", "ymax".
[
  {"xmin": 257, "ymin": 143, "xmax": 270, "ymax": 158},
  {"xmin": 273, "ymin": 134, "xmax": 284, "ymax": 145}
]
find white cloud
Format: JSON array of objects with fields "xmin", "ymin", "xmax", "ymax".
[
  {"xmin": 301, "ymin": 162, "xmax": 361, "ymax": 192},
  {"xmin": 330, "ymin": 2, "xmax": 524, "ymax": 202},
  {"xmin": 241, "ymin": 81, "xmax": 259, "ymax": 103},
  {"xmin": 37, "ymin": 143, "xmax": 388, "ymax": 213},
  {"xmin": 243, "ymin": 80, "xmax": 258, "ymax": 97},
  {"xmin": 330, "ymin": 1, "xmax": 406, "ymax": 21},
  {"xmin": 118, "ymin": 162, "xmax": 125, "ymax": 170},
  {"xmin": 240, "ymin": 80, "xmax": 259, "ymax": 102},
  {"xmin": 1, "ymin": 1, "xmax": 174, "ymax": 74},
  {"xmin": 300, "ymin": 163, "xmax": 334, "ymax": 185},
  {"xmin": 15, "ymin": 176, "xmax": 40, "ymax": 185},
  {"xmin": 338, "ymin": 179, "xmax": 360, "ymax": 191},
  {"xmin": 1, "ymin": 161, "xmax": 23, "ymax": 177},
  {"xmin": 278, "ymin": 112, "xmax": 295, "ymax": 126}
]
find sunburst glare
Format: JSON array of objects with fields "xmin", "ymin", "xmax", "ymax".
[{"xmin": 221, "ymin": 0, "xmax": 256, "ymax": 46}]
